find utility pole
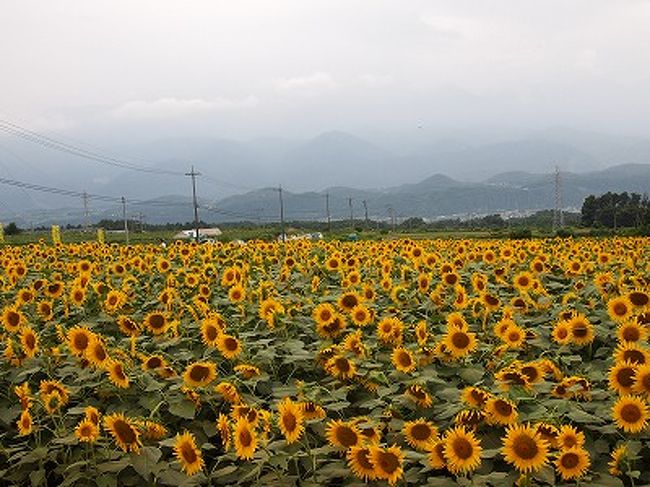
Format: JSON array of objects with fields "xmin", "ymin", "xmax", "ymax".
[
  {"xmin": 121, "ymin": 196, "xmax": 129, "ymax": 245},
  {"xmin": 362, "ymin": 200, "xmax": 369, "ymax": 227},
  {"xmin": 388, "ymin": 207, "xmax": 396, "ymax": 232},
  {"xmin": 348, "ymin": 197, "xmax": 354, "ymax": 228},
  {"xmin": 137, "ymin": 212, "xmax": 145, "ymax": 233},
  {"xmin": 82, "ymin": 191, "xmax": 89, "ymax": 232},
  {"xmin": 185, "ymin": 166, "xmax": 201, "ymax": 243},
  {"xmin": 325, "ymin": 193, "xmax": 331, "ymax": 232},
  {"xmin": 553, "ymin": 165, "xmax": 564, "ymax": 232},
  {"xmin": 278, "ymin": 185, "xmax": 286, "ymax": 242}
]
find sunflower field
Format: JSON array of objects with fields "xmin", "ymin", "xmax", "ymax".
[{"xmin": 1, "ymin": 236, "xmax": 649, "ymax": 486}]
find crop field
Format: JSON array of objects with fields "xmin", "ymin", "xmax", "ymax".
[{"xmin": 1, "ymin": 237, "xmax": 649, "ymax": 486}]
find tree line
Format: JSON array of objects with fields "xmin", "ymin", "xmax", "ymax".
[{"xmin": 581, "ymin": 192, "xmax": 649, "ymax": 229}]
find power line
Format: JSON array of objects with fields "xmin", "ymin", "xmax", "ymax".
[{"xmin": 0, "ymin": 118, "xmax": 185, "ymax": 176}]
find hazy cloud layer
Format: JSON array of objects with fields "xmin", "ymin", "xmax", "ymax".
[{"xmin": 1, "ymin": 0, "xmax": 650, "ymax": 139}]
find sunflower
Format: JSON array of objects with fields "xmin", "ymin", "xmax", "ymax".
[
  {"xmin": 39, "ymin": 380, "xmax": 69, "ymax": 406},
  {"xmin": 350, "ymin": 304, "xmax": 372, "ymax": 326},
  {"xmin": 69, "ymin": 286, "xmax": 86, "ymax": 307},
  {"xmin": 443, "ymin": 327, "xmax": 477, "ymax": 359},
  {"xmin": 614, "ymin": 342, "xmax": 649, "ymax": 365},
  {"xmin": 17, "ymin": 410, "xmax": 33, "ymax": 436},
  {"xmin": 144, "ymin": 312, "xmax": 168, "ymax": 335},
  {"xmin": 347, "ymin": 446, "xmax": 377, "ymax": 481},
  {"xmin": 234, "ymin": 364, "xmax": 261, "ymax": 380},
  {"xmin": 415, "ymin": 321, "xmax": 429, "ymax": 345},
  {"xmin": 325, "ymin": 354, "xmax": 356, "ymax": 379},
  {"xmin": 343, "ymin": 330, "xmax": 367, "ymax": 357},
  {"xmin": 485, "ymin": 397, "xmax": 518, "ymax": 425},
  {"xmin": 555, "ymin": 447, "xmax": 590, "ymax": 481},
  {"xmin": 376, "ymin": 316, "xmax": 404, "ymax": 346},
  {"xmin": 428, "ymin": 440, "xmax": 447, "ymax": 469},
  {"xmin": 556, "ymin": 425, "xmax": 585, "ymax": 450},
  {"xmin": 326, "ymin": 419, "xmax": 362, "ymax": 449},
  {"xmin": 442, "ymin": 426, "xmax": 482, "ymax": 474},
  {"xmin": 233, "ymin": 418, "xmax": 257, "ymax": 460},
  {"xmin": 628, "ymin": 289, "xmax": 650, "ymax": 309},
  {"xmin": 369, "ymin": 445, "xmax": 404, "ymax": 486},
  {"xmin": 217, "ymin": 413, "xmax": 231, "ymax": 451},
  {"xmin": 105, "ymin": 359, "xmax": 130, "ymax": 389},
  {"xmin": 117, "ymin": 316, "xmax": 140, "ymax": 337},
  {"xmin": 104, "ymin": 413, "xmax": 142, "ymax": 453},
  {"xmin": 20, "ymin": 327, "xmax": 39, "ymax": 358},
  {"xmin": 183, "ymin": 361, "xmax": 217, "ymax": 388},
  {"xmin": 551, "ymin": 320, "xmax": 572, "ymax": 345},
  {"xmin": 300, "ymin": 401, "xmax": 326, "ymax": 421},
  {"xmin": 567, "ymin": 313, "xmax": 594, "ymax": 346},
  {"xmin": 84, "ymin": 406, "xmax": 101, "ymax": 425},
  {"xmin": 513, "ymin": 271, "xmax": 534, "ymax": 292},
  {"xmin": 608, "ymin": 360, "xmax": 637, "ymax": 395},
  {"xmin": 317, "ymin": 313, "xmax": 347, "ymax": 339},
  {"xmin": 68, "ymin": 326, "xmax": 93, "ymax": 356},
  {"xmin": 391, "ymin": 347, "xmax": 416, "ymax": 373},
  {"xmin": 215, "ymin": 382, "xmax": 241, "ymax": 404},
  {"xmin": 481, "ymin": 292, "xmax": 501, "ymax": 312},
  {"xmin": 446, "ymin": 312, "xmax": 469, "ymax": 331},
  {"xmin": 612, "ymin": 395, "xmax": 649, "ymax": 433},
  {"xmin": 633, "ymin": 363, "xmax": 650, "ymax": 396},
  {"xmin": 104, "ymin": 289, "xmax": 125, "ymax": 313},
  {"xmin": 2, "ymin": 306, "xmax": 25, "ymax": 332},
  {"xmin": 454, "ymin": 409, "xmax": 486, "ymax": 429},
  {"xmin": 36, "ymin": 301, "xmax": 54, "ymax": 321},
  {"xmin": 86, "ymin": 336, "xmax": 109, "ymax": 368},
  {"xmin": 608, "ymin": 444, "xmax": 627, "ymax": 476},
  {"xmin": 617, "ymin": 319, "xmax": 648, "ymax": 343},
  {"xmin": 501, "ymin": 423, "xmax": 549, "ymax": 473},
  {"xmin": 173, "ymin": 432, "xmax": 204, "ymax": 476},
  {"xmin": 140, "ymin": 420, "xmax": 167, "ymax": 440},
  {"xmin": 502, "ymin": 325, "xmax": 527, "ymax": 349},
  {"xmin": 217, "ymin": 334, "xmax": 242, "ymax": 360},
  {"xmin": 277, "ymin": 397, "xmax": 304, "ymax": 444},
  {"xmin": 608, "ymin": 296, "xmax": 634, "ymax": 322},
  {"xmin": 14, "ymin": 382, "xmax": 32, "ymax": 410},
  {"xmin": 403, "ymin": 419, "xmax": 438, "ymax": 450},
  {"xmin": 228, "ymin": 284, "xmax": 246, "ymax": 303},
  {"xmin": 75, "ymin": 419, "xmax": 99, "ymax": 443},
  {"xmin": 200, "ymin": 318, "xmax": 221, "ymax": 347},
  {"xmin": 405, "ymin": 384, "xmax": 433, "ymax": 408},
  {"xmin": 142, "ymin": 354, "xmax": 167, "ymax": 372}
]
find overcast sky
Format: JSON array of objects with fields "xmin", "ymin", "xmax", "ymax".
[{"xmin": 2, "ymin": 0, "xmax": 650, "ymax": 141}]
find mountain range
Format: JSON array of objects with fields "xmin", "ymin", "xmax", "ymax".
[{"xmin": 1, "ymin": 127, "xmax": 650, "ymax": 225}]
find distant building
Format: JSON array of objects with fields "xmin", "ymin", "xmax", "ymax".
[{"xmin": 173, "ymin": 228, "xmax": 222, "ymax": 240}]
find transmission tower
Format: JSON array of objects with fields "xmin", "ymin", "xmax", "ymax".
[{"xmin": 553, "ymin": 166, "xmax": 564, "ymax": 231}]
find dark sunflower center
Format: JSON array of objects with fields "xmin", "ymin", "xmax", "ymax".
[
  {"xmin": 521, "ymin": 366, "xmax": 539, "ymax": 382},
  {"xmin": 114, "ymin": 420, "xmax": 136, "ymax": 444},
  {"xmin": 623, "ymin": 350, "xmax": 645, "ymax": 364},
  {"xmin": 337, "ymin": 426, "xmax": 358, "ymax": 447},
  {"xmin": 557, "ymin": 327, "xmax": 568, "ymax": 339},
  {"xmin": 357, "ymin": 449, "xmax": 374, "ymax": 469},
  {"xmin": 25, "ymin": 333, "xmax": 36, "ymax": 349},
  {"xmin": 378, "ymin": 452, "xmax": 399, "ymax": 473},
  {"xmin": 614, "ymin": 303, "xmax": 628, "ymax": 316},
  {"xmin": 205, "ymin": 325, "xmax": 218, "ymax": 341},
  {"xmin": 7, "ymin": 311, "xmax": 20, "ymax": 327},
  {"xmin": 93, "ymin": 344, "xmax": 106, "ymax": 361},
  {"xmin": 147, "ymin": 357, "xmax": 162, "ymax": 368},
  {"xmin": 224, "ymin": 337, "xmax": 238, "ymax": 351},
  {"xmin": 398, "ymin": 352, "xmax": 412, "ymax": 367},
  {"xmin": 620, "ymin": 404, "xmax": 642, "ymax": 423},
  {"xmin": 451, "ymin": 331, "xmax": 470, "ymax": 349},
  {"xmin": 283, "ymin": 412, "xmax": 297, "ymax": 431},
  {"xmin": 629, "ymin": 292, "xmax": 649, "ymax": 306},
  {"xmin": 74, "ymin": 333, "xmax": 89, "ymax": 350},
  {"xmin": 617, "ymin": 367, "xmax": 635, "ymax": 388},
  {"xmin": 239, "ymin": 429, "xmax": 252, "ymax": 447},
  {"xmin": 495, "ymin": 400, "xmax": 512, "ymax": 416},
  {"xmin": 189, "ymin": 365, "xmax": 210, "ymax": 382},
  {"xmin": 341, "ymin": 295, "xmax": 358, "ymax": 309},
  {"xmin": 572, "ymin": 324, "xmax": 588, "ymax": 338},
  {"xmin": 113, "ymin": 364, "xmax": 126, "ymax": 380},
  {"xmin": 335, "ymin": 357, "xmax": 350, "ymax": 373},
  {"xmin": 622, "ymin": 326, "xmax": 640, "ymax": 341},
  {"xmin": 149, "ymin": 314, "xmax": 165, "ymax": 329},
  {"xmin": 411, "ymin": 423, "xmax": 432, "ymax": 441},
  {"xmin": 452, "ymin": 437, "xmax": 473, "ymax": 460},
  {"xmin": 513, "ymin": 434, "xmax": 538, "ymax": 460},
  {"xmin": 561, "ymin": 452, "xmax": 580, "ymax": 469},
  {"xmin": 181, "ymin": 442, "xmax": 198, "ymax": 463}
]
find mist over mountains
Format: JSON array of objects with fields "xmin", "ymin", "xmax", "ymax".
[{"xmin": 1, "ymin": 127, "xmax": 650, "ymax": 226}]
